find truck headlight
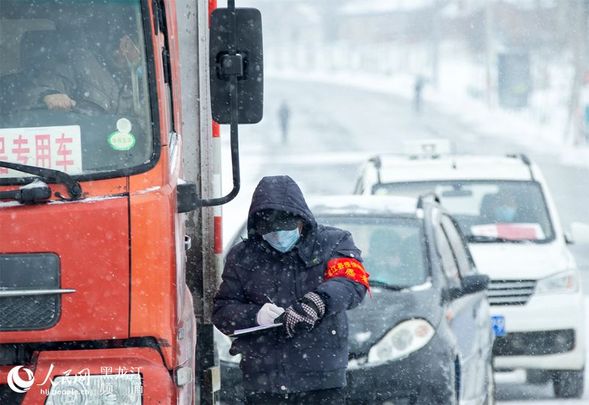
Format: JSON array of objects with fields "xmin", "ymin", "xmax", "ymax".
[
  {"xmin": 214, "ymin": 327, "xmax": 241, "ymax": 364},
  {"xmin": 45, "ymin": 374, "xmax": 142, "ymax": 405},
  {"xmin": 536, "ymin": 271, "xmax": 579, "ymax": 295},
  {"xmin": 367, "ymin": 319, "xmax": 435, "ymax": 365}
]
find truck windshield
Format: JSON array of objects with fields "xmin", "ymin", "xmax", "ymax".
[
  {"xmin": 0, "ymin": 0, "xmax": 154, "ymax": 181},
  {"xmin": 374, "ymin": 180, "xmax": 555, "ymax": 243}
]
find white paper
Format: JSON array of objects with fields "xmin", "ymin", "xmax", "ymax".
[{"xmin": 230, "ymin": 323, "xmax": 282, "ymax": 337}]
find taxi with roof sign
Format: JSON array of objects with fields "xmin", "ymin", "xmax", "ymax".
[{"xmin": 354, "ymin": 140, "xmax": 587, "ymax": 399}]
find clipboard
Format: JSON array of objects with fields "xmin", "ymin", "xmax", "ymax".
[{"xmin": 229, "ymin": 323, "xmax": 282, "ymax": 337}]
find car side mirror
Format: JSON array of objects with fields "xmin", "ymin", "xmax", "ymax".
[
  {"xmin": 564, "ymin": 231, "xmax": 574, "ymax": 245},
  {"xmin": 571, "ymin": 222, "xmax": 589, "ymax": 245},
  {"xmin": 462, "ymin": 274, "xmax": 490, "ymax": 294},
  {"xmin": 448, "ymin": 274, "xmax": 490, "ymax": 300}
]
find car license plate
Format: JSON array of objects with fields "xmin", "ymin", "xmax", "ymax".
[{"xmin": 491, "ymin": 315, "xmax": 506, "ymax": 337}]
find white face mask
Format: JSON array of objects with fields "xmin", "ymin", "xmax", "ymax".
[{"xmin": 262, "ymin": 228, "xmax": 301, "ymax": 253}]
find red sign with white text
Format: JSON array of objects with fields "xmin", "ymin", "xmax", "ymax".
[
  {"xmin": 471, "ymin": 223, "xmax": 545, "ymax": 240},
  {"xmin": 0, "ymin": 126, "xmax": 82, "ymax": 177}
]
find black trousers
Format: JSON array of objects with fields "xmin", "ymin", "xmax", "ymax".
[{"xmin": 244, "ymin": 387, "xmax": 345, "ymax": 405}]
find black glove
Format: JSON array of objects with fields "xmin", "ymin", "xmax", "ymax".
[{"xmin": 281, "ymin": 291, "xmax": 327, "ymax": 338}]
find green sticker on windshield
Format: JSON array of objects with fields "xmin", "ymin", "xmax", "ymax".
[
  {"xmin": 108, "ymin": 118, "xmax": 136, "ymax": 151},
  {"xmin": 108, "ymin": 131, "xmax": 136, "ymax": 150}
]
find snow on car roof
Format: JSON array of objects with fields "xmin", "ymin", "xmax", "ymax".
[
  {"xmin": 308, "ymin": 195, "xmax": 420, "ymax": 217},
  {"xmin": 372, "ymin": 154, "xmax": 533, "ymax": 183}
]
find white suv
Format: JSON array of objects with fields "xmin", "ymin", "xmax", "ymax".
[{"xmin": 354, "ymin": 146, "xmax": 586, "ymax": 398}]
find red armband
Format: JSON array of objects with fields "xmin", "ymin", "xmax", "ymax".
[{"xmin": 324, "ymin": 257, "xmax": 370, "ymax": 294}]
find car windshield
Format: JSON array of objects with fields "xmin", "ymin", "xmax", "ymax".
[
  {"xmin": 318, "ymin": 216, "xmax": 428, "ymax": 288},
  {"xmin": 0, "ymin": 0, "xmax": 153, "ymax": 181},
  {"xmin": 374, "ymin": 180, "xmax": 554, "ymax": 242}
]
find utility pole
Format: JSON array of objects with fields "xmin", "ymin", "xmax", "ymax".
[
  {"xmin": 484, "ymin": 0, "xmax": 494, "ymax": 107},
  {"xmin": 319, "ymin": 0, "xmax": 340, "ymax": 44},
  {"xmin": 564, "ymin": 0, "xmax": 588, "ymax": 144},
  {"xmin": 430, "ymin": 0, "xmax": 441, "ymax": 88}
]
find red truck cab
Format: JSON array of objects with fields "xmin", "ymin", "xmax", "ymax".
[{"xmin": 0, "ymin": 0, "xmax": 263, "ymax": 403}]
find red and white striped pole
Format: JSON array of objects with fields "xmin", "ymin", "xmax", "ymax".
[
  {"xmin": 209, "ymin": 0, "xmax": 223, "ymax": 260},
  {"xmin": 212, "ymin": 121, "xmax": 223, "ymax": 256}
]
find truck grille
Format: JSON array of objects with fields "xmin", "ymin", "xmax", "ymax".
[
  {"xmin": 0, "ymin": 295, "xmax": 60, "ymax": 331},
  {"xmin": 0, "ymin": 254, "xmax": 61, "ymax": 331},
  {"xmin": 487, "ymin": 279, "xmax": 536, "ymax": 306}
]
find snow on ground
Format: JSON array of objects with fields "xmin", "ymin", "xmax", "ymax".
[{"xmin": 265, "ymin": 60, "xmax": 589, "ymax": 170}]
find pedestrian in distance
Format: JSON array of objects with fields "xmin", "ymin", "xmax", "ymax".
[
  {"xmin": 213, "ymin": 175, "xmax": 370, "ymax": 405},
  {"xmin": 278, "ymin": 101, "xmax": 290, "ymax": 145},
  {"xmin": 413, "ymin": 75, "xmax": 426, "ymax": 114}
]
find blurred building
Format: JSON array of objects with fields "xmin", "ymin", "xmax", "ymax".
[{"xmin": 337, "ymin": 0, "xmax": 432, "ymax": 44}]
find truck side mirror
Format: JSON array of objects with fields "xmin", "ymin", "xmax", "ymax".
[
  {"xmin": 198, "ymin": 5, "xmax": 264, "ymax": 208},
  {"xmin": 210, "ymin": 7, "xmax": 263, "ymax": 124}
]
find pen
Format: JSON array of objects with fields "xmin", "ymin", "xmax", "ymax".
[{"xmin": 264, "ymin": 294, "xmax": 275, "ymax": 305}]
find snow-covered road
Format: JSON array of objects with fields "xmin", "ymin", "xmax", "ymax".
[{"xmin": 221, "ymin": 77, "xmax": 589, "ymax": 403}]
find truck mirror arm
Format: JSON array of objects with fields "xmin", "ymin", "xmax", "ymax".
[
  {"xmin": 177, "ymin": 99, "xmax": 240, "ymax": 211},
  {"xmin": 197, "ymin": 77, "xmax": 241, "ymax": 208}
]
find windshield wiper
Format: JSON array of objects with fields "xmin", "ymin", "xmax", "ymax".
[
  {"xmin": 0, "ymin": 161, "xmax": 82, "ymax": 201},
  {"xmin": 0, "ymin": 179, "xmax": 52, "ymax": 204},
  {"xmin": 466, "ymin": 234, "xmax": 525, "ymax": 244},
  {"xmin": 369, "ymin": 280, "xmax": 410, "ymax": 291}
]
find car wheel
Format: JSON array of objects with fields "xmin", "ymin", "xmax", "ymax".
[
  {"xmin": 552, "ymin": 369, "xmax": 584, "ymax": 399},
  {"xmin": 484, "ymin": 362, "xmax": 496, "ymax": 405}
]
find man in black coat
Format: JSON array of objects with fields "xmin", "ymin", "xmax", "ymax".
[{"xmin": 213, "ymin": 175, "xmax": 369, "ymax": 404}]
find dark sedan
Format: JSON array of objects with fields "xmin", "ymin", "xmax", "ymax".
[{"xmin": 217, "ymin": 195, "xmax": 495, "ymax": 404}]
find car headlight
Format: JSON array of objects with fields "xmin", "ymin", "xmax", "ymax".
[
  {"xmin": 536, "ymin": 271, "xmax": 579, "ymax": 295},
  {"xmin": 367, "ymin": 319, "xmax": 435, "ymax": 365},
  {"xmin": 214, "ymin": 327, "xmax": 241, "ymax": 364},
  {"xmin": 45, "ymin": 374, "xmax": 142, "ymax": 405}
]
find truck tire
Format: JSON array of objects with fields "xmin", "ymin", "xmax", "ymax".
[{"xmin": 552, "ymin": 369, "xmax": 584, "ymax": 399}]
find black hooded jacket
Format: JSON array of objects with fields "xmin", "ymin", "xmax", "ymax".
[{"xmin": 212, "ymin": 175, "xmax": 367, "ymax": 394}]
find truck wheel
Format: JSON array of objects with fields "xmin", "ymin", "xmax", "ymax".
[{"xmin": 553, "ymin": 369, "xmax": 584, "ymax": 399}]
